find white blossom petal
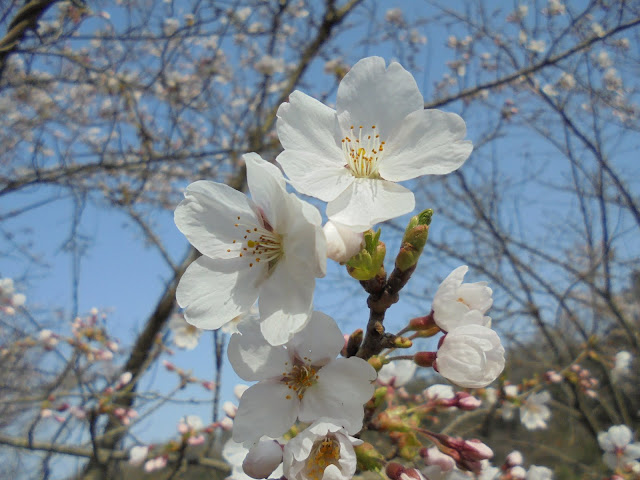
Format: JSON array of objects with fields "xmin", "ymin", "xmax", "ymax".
[
  {"xmin": 379, "ymin": 109, "xmax": 472, "ymax": 182},
  {"xmin": 228, "ymin": 322, "xmax": 291, "ymax": 381},
  {"xmin": 336, "ymin": 56, "xmax": 424, "ymax": 139},
  {"xmin": 233, "ymin": 381, "xmax": 299, "ymax": 443},
  {"xmin": 326, "ymin": 178, "xmax": 415, "ymax": 231},
  {"xmin": 289, "ymin": 311, "xmax": 345, "ymax": 366},
  {"xmin": 176, "ymin": 257, "xmax": 261, "ymax": 329},
  {"xmin": 300, "ymin": 357, "xmax": 376, "ymax": 433},
  {"xmin": 175, "ymin": 180, "xmax": 260, "ymax": 258}
]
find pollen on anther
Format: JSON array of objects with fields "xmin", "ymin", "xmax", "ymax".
[
  {"xmin": 249, "ymin": 263, "xmax": 253, "ymax": 267},
  {"xmin": 372, "ymin": 125, "xmax": 376, "ymax": 128},
  {"xmin": 227, "ymin": 249, "xmax": 231, "ymax": 252},
  {"xmin": 286, "ymin": 395, "xmax": 291, "ymax": 400},
  {"xmin": 234, "ymin": 223, "xmax": 239, "ymax": 227}
]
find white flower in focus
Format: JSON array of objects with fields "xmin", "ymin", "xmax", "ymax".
[
  {"xmin": 432, "ymin": 266, "xmax": 493, "ymax": 332},
  {"xmin": 323, "ymin": 221, "xmax": 363, "ymax": 264},
  {"xmin": 243, "ymin": 439, "xmax": 284, "ymax": 479},
  {"xmin": 228, "ymin": 311, "xmax": 376, "ymax": 444},
  {"xmin": 276, "ymin": 56, "xmax": 472, "ymax": 231},
  {"xmin": 377, "ymin": 360, "xmax": 417, "ymax": 387},
  {"xmin": 435, "ymin": 325, "xmax": 505, "ymax": 388},
  {"xmin": 283, "ymin": 418, "xmax": 362, "ymax": 480},
  {"xmin": 520, "ymin": 391, "xmax": 551, "ymax": 430},
  {"xmin": 222, "ymin": 306, "xmax": 260, "ymax": 335},
  {"xmin": 598, "ymin": 425, "xmax": 640, "ymax": 470},
  {"xmin": 526, "ymin": 465, "xmax": 553, "ymax": 480},
  {"xmin": 175, "ymin": 153, "xmax": 326, "ymax": 346},
  {"xmin": 129, "ymin": 445, "xmax": 149, "ymax": 466},
  {"xmin": 169, "ymin": 314, "xmax": 202, "ymax": 350}
]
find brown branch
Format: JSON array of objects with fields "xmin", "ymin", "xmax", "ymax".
[{"xmin": 0, "ymin": 0, "xmax": 60, "ymax": 80}]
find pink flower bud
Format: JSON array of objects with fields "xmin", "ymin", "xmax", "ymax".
[
  {"xmin": 220, "ymin": 417, "xmax": 233, "ymax": 431},
  {"xmin": 421, "ymin": 446, "xmax": 456, "ymax": 471},
  {"xmin": 544, "ymin": 370, "xmax": 563, "ymax": 383},
  {"xmin": 188, "ymin": 435, "xmax": 205, "ymax": 446},
  {"xmin": 456, "ymin": 392, "xmax": 482, "ymax": 410},
  {"xmin": 461, "ymin": 439, "xmax": 493, "ymax": 461},
  {"xmin": 223, "ymin": 401, "xmax": 238, "ymax": 419}
]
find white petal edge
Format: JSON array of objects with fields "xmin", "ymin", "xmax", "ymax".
[
  {"xmin": 379, "ymin": 109, "xmax": 473, "ymax": 182},
  {"xmin": 326, "ymin": 178, "xmax": 415, "ymax": 232}
]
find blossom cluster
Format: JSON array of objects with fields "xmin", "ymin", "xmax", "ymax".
[{"xmin": 173, "ymin": 56, "xmax": 508, "ymax": 480}]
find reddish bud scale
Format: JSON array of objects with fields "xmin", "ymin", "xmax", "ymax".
[
  {"xmin": 385, "ymin": 462, "xmax": 405, "ymax": 480},
  {"xmin": 413, "ymin": 351, "xmax": 436, "ymax": 368}
]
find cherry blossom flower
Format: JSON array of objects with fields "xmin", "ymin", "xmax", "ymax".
[
  {"xmin": 276, "ymin": 56, "xmax": 472, "ymax": 231},
  {"xmin": 377, "ymin": 359, "xmax": 417, "ymax": 387},
  {"xmin": 283, "ymin": 418, "xmax": 362, "ymax": 480},
  {"xmin": 228, "ymin": 311, "xmax": 376, "ymax": 444},
  {"xmin": 598, "ymin": 425, "xmax": 640, "ymax": 470},
  {"xmin": 169, "ymin": 314, "xmax": 202, "ymax": 350},
  {"xmin": 128, "ymin": 445, "xmax": 149, "ymax": 466},
  {"xmin": 323, "ymin": 221, "xmax": 363, "ymax": 264},
  {"xmin": 435, "ymin": 325, "xmax": 505, "ymax": 388},
  {"xmin": 0, "ymin": 278, "xmax": 26, "ymax": 314},
  {"xmin": 432, "ymin": 266, "xmax": 493, "ymax": 332},
  {"xmin": 175, "ymin": 153, "xmax": 326, "ymax": 345},
  {"xmin": 520, "ymin": 391, "xmax": 551, "ymax": 430}
]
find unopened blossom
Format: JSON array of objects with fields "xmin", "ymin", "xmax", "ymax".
[
  {"xmin": 129, "ymin": 445, "xmax": 149, "ymax": 467},
  {"xmin": 435, "ymin": 325, "xmax": 505, "ymax": 388},
  {"xmin": 276, "ymin": 56, "xmax": 472, "ymax": 231},
  {"xmin": 169, "ymin": 314, "xmax": 202, "ymax": 350},
  {"xmin": 323, "ymin": 220, "xmax": 363, "ymax": 264},
  {"xmin": 224, "ymin": 438, "xmax": 284, "ymax": 480},
  {"xmin": 511, "ymin": 466, "xmax": 527, "ymax": 479},
  {"xmin": 505, "ymin": 451, "xmax": 523, "ymax": 467},
  {"xmin": 234, "ymin": 384, "xmax": 250, "ymax": 399},
  {"xmin": 224, "ymin": 401, "xmax": 238, "ymax": 418},
  {"xmin": 598, "ymin": 425, "xmax": 640, "ymax": 470},
  {"xmin": 612, "ymin": 351, "xmax": 632, "ymax": 381},
  {"xmin": 175, "ymin": 153, "xmax": 326, "ymax": 346},
  {"xmin": 38, "ymin": 329, "xmax": 59, "ymax": 348},
  {"xmin": 520, "ymin": 391, "xmax": 551, "ymax": 430},
  {"xmin": 377, "ymin": 359, "xmax": 417, "ymax": 387},
  {"xmin": 228, "ymin": 311, "xmax": 376, "ymax": 444},
  {"xmin": 422, "ymin": 447, "xmax": 455, "ymax": 471},
  {"xmin": 283, "ymin": 418, "xmax": 362, "ymax": 480},
  {"xmin": 243, "ymin": 439, "xmax": 284, "ymax": 479},
  {"xmin": 432, "ymin": 266, "xmax": 493, "ymax": 332},
  {"xmin": 526, "ymin": 465, "xmax": 553, "ymax": 480}
]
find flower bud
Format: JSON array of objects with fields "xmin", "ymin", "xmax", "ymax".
[
  {"xmin": 413, "ymin": 351, "xmax": 436, "ymax": 368},
  {"xmin": 354, "ymin": 442, "xmax": 385, "ymax": 471},
  {"xmin": 435, "ymin": 325, "xmax": 505, "ymax": 388},
  {"xmin": 393, "ymin": 336, "xmax": 413, "ymax": 349},
  {"xmin": 505, "ymin": 450, "xmax": 523, "ymax": 467},
  {"xmin": 346, "ymin": 229, "xmax": 386, "ymax": 281},
  {"xmin": 455, "ymin": 392, "xmax": 482, "ymax": 411},
  {"xmin": 243, "ymin": 439, "xmax": 283, "ymax": 479},
  {"xmin": 395, "ymin": 209, "xmax": 432, "ymax": 272},
  {"xmin": 385, "ymin": 462, "xmax": 405, "ymax": 480},
  {"xmin": 421, "ymin": 446, "xmax": 456, "ymax": 471},
  {"xmin": 345, "ymin": 329, "xmax": 363, "ymax": 357},
  {"xmin": 324, "ymin": 221, "xmax": 364, "ymax": 264}
]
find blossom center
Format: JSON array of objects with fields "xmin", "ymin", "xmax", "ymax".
[
  {"xmin": 305, "ymin": 436, "xmax": 341, "ymax": 480},
  {"xmin": 281, "ymin": 358, "xmax": 319, "ymax": 400},
  {"xmin": 341, "ymin": 125, "xmax": 385, "ymax": 178},
  {"xmin": 228, "ymin": 215, "xmax": 283, "ymax": 269}
]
